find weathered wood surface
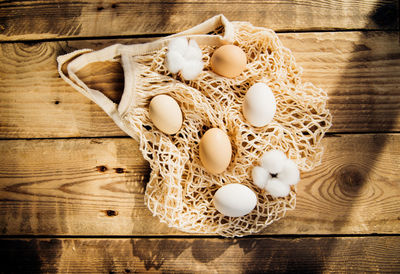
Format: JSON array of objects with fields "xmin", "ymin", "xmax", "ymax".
[
  {"xmin": 0, "ymin": 31, "xmax": 399, "ymax": 138},
  {"xmin": 1, "ymin": 237, "xmax": 399, "ymax": 273},
  {"xmin": 1, "ymin": 1, "xmax": 399, "ymax": 271},
  {"xmin": 0, "ymin": 0, "xmax": 398, "ymax": 41},
  {"xmin": 0, "ymin": 134, "xmax": 398, "ymax": 236}
]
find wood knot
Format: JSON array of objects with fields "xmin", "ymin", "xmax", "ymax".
[
  {"xmin": 96, "ymin": 165, "xmax": 108, "ymax": 172},
  {"xmin": 337, "ymin": 165, "xmax": 366, "ymax": 196},
  {"xmin": 104, "ymin": 210, "xmax": 118, "ymax": 217},
  {"xmin": 114, "ymin": 167, "xmax": 125, "ymax": 174}
]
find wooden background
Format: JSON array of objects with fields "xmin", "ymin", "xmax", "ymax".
[{"xmin": 0, "ymin": 0, "xmax": 399, "ymax": 272}]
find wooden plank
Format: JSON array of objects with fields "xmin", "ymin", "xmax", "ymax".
[
  {"xmin": 281, "ymin": 31, "xmax": 400, "ymax": 134},
  {"xmin": 0, "ymin": 237, "xmax": 399, "ymax": 273},
  {"xmin": 0, "ymin": 0, "xmax": 398, "ymax": 41},
  {"xmin": 0, "ymin": 134, "xmax": 398, "ymax": 236},
  {"xmin": 0, "ymin": 31, "xmax": 399, "ymax": 138}
]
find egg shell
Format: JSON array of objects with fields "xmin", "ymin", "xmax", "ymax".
[
  {"xmin": 149, "ymin": 94, "xmax": 183, "ymax": 135},
  {"xmin": 199, "ymin": 128, "xmax": 232, "ymax": 174},
  {"xmin": 213, "ymin": 183, "xmax": 257, "ymax": 217},
  {"xmin": 210, "ymin": 45, "xmax": 247, "ymax": 78},
  {"xmin": 243, "ymin": 83, "xmax": 276, "ymax": 127}
]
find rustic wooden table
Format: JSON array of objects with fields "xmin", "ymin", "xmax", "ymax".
[{"xmin": 0, "ymin": 1, "xmax": 399, "ymax": 273}]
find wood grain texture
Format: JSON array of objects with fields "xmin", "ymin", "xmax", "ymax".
[
  {"xmin": 0, "ymin": 31, "xmax": 399, "ymax": 138},
  {"xmin": 0, "ymin": 134, "xmax": 398, "ymax": 236},
  {"xmin": 0, "ymin": 237, "xmax": 399, "ymax": 273},
  {"xmin": 0, "ymin": 0, "xmax": 398, "ymax": 41}
]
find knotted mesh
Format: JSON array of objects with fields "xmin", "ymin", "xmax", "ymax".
[{"xmin": 122, "ymin": 21, "xmax": 332, "ymax": 237}]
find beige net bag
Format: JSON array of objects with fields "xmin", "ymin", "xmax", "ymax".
[{"xmin": 57, "ymin": 15, "xmax": 332, "ymax": 237}]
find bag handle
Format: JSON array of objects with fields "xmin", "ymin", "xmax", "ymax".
[
  {"xmin": 57, "ymin": 14, "xmax": 235, "ymax": 137},
  {"xmin": 57, "ymin": 45, "xmax": 137, "ymax": 137},
  {"xmin": 168, "ymin": 14, "xmax": 234, "ymax": 42}
]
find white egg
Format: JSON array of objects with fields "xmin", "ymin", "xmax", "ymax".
[
  {"xmin": 252, "ymin": 166, "xmax": 270, "ymax": 189},
  {"xmin": 213, "ymin": 184, "xmax": 257, "ymax": 217},
  {"xmin": 243, "ymin": 83, "xmax": 276, "ymax": 127},
  {"xmin": 265, "ymin": 178, "xmax": 291, "ymax": 198},
  {"xmin": 261, "ymin": 149, "xmax": 286, "ymax": 174},
  {"xmin": 278, "ymin": 159, "xmax": 300, "ymax": 186}
]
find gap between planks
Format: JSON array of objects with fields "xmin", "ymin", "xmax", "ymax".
[
  {"xmin": 0, "ymin": 233, "xmax": 399, "ymax": 240},
  {"xmin": 1, "ymin": 0, "xmax": 398, "ymax": 42},
  {"xmin": 1, "ymin": 28, "xmax": 398, "ymax": 44},
  {"xmin": 0, "ymin": 131, "xmax": 400, "ymax": 142}
]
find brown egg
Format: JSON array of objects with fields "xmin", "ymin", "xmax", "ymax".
[
  {"xmin": 199, "ymin": 128, "xmax": 232, "ymax": 174},
  {"xmin": 210, "ymin": 45, "xmax": 247, "ymax": 78},
  {"xmin": 149, "ymin": 94, "xmax": 183, "ymax": 135}
]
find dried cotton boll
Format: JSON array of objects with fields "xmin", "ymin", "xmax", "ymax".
[
  {"xmin": 252, "ymin": 166, "xmax": 270, "ymax": 189},
  {"xmin": 278, "ymin": 159, "xmax": 300, "ymax": 186},
  {"xmin": 184, "ymin": 39, "xmax": 203, "ymax": 60},
  {"xmin": 243, "ymin": 83, "xmax": 276, "ymax": 127},
  {"xmin": 252, "ymin": 149, "xmax": 300, "ymax": 197},
  {"xmin": 165, "ymin": 37, "xmax": 204, "ymax": 80},
  {"xmin": 261, "ymin": 149, "xmax": 287, "ymax": 174},
  {"xmin": 181, "ymin": 60, "xmax": 204, "ymax": 80},
  {"xmin": 265, "ymin": 178, "xmax": 291, "ymax": 198},
  {"xmin": 168, "ymin": 37, "xmax": 188, "ymax": 53},
  {"xmin": 166, "ymin": 51, "xmax": 186, "ymax": 74}
]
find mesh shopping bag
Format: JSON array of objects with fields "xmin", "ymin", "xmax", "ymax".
[{"xmin": 57, "ymin": 14, "xmax": 331, "ymax": 237}]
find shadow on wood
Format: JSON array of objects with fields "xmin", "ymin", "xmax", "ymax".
[
  {"xmin": 130, "ymin": 238, "xmax": 192, "ymax": 271},
  {"xmin": 0, "ymin": 239, "xmax": 62, "ymax": 273},
  {"xmin": 309, "ymin": 1, "xmax": 399, "ymax": 272}
]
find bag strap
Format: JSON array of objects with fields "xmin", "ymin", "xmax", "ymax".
[
  {"xmin": 169, "ymin": 14, "xmax": 234, "ymax": 41},
  {"xmin": 57, "ymin": 45, "xmax": 138, "ymax": 137}
]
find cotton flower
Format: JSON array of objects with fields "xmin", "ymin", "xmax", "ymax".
[
  {"xmin": 165, "ymin": 37, "xmax": 203, "ymax": 80},
  {"xmin": 252, "ymin": 149, "xmax": 300, "ymax": 197},
  {"xmin": 261, "ymin": 149, "xmax": 286, "ymax": 174}
]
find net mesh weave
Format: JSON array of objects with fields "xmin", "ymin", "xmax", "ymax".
[{"xmin": 122, "ymin": 21, "xmax": 332, "ymax": 237}]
